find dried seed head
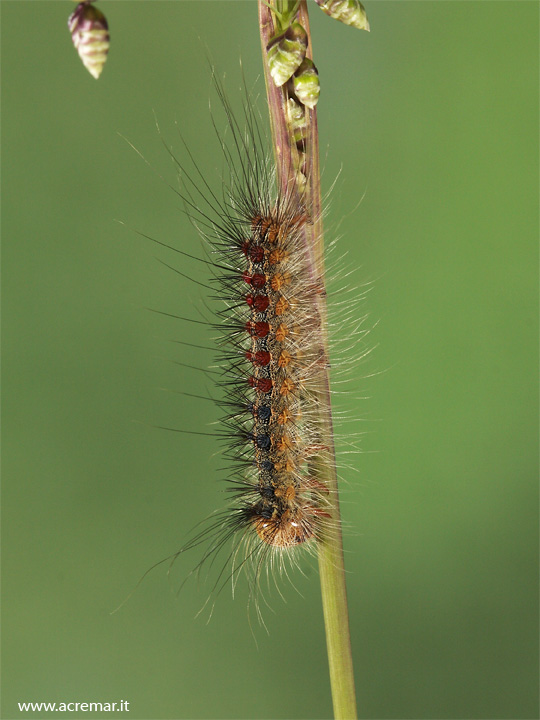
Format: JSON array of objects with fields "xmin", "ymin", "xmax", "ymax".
[
  {"xmin": 68, "ymin": 1, "xmax": 110, "ymax": 79},
  {"xmin": 267, "ymin": 22, "xmax": 308, "ymax": 87},
  {"xmin": 292, "ymin": 58, "xmax": 320, "ymax": 109},
  {"xmin": 314, "ymin": 0, "xmax": 370, "ymax": 31}
]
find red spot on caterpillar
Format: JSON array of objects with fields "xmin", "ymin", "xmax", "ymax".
[
  {"xmin": 246, "ymin": 294, "xmax": 270, "ymax": 312},
  {"xmin": 245, "ymin": 321, "xmax": 270, "ymax": 338},
  {"xmin": 246, "ymin": 350, "xmax": 271, "ymax": 367},
  {"xmin": 254, "ymin": 295, "xmax": 269, "ymax": 312},
  {"xmin": 251, "ymin": 273, "xmax": 266, "ymax": 289},
  {"xmin": 248, "ymin": 245, "xmax": 265, "ymax": 263},
  {"xmin": 248, "ymin": 376, "xmax": 273, "ymax": 393},
  {"xmin": 243, "ymin": 271, "xmax": 266, "ymax": 288}
]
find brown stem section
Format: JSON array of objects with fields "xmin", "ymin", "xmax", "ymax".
[
  {"xmin": 258, "ymin": 2, "xmax": 300, "ymax": 199},
  {"xmin": 258, "ymin": 3, "xmax": 358, "ymax": 718},
  {"xmin": 296, "ymin": 1, "xmax": 324, "ymax": 268}
]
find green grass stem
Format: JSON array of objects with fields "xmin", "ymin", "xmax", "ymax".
[{"xmin": 258, "ymin": 2, "xmax": 358, "ymax": 717}]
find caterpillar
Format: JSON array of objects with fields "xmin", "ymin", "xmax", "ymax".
[{"xmin": 149, "ymin": 79, "xmax": 342, "ymax": 608}]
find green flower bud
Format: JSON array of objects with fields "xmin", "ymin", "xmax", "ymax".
[
  {"xmin": 292, "ymin": 58, "xmax": 320, "ymax": 109},
  {"xmin": 68, "ymin": 1, "xmax": 110, "ymax": 79},
  {"xmin": 314, "ymin": 0, "xmax": 370, "ymax": 31},
  {"xmin": 267, "ymin": 22, "xmax": 308, "ymax": 87}
]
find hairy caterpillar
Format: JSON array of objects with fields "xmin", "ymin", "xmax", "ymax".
[{"xmin": 144, "ymin": 79, "xmax": 354, "ymax": 610}]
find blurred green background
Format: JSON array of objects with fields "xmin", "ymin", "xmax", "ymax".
[{"xmin": 2, "ymin": 2, "xmax": 538, "ymax": 719}]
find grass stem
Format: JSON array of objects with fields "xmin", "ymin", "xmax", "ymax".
[{"xmin": 258, "ymin": 2, "xmax": 358, "ymax": 717}]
